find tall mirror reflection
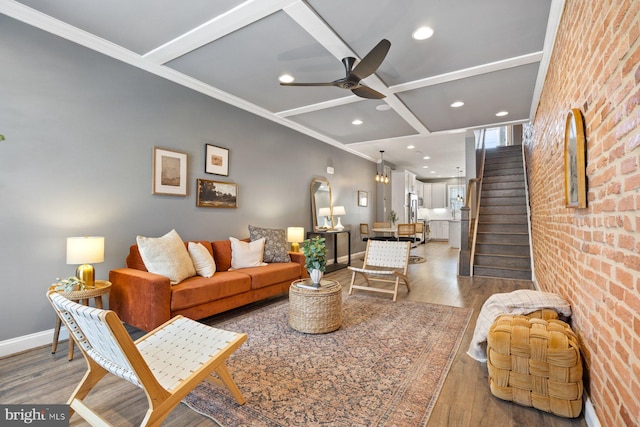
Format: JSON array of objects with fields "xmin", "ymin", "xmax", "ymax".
[{"xmin": 311, "ymin": 178, "xmax": 333, "ymax": 231}]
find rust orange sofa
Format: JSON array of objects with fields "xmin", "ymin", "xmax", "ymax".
[{"xmin": 109, "ymin": 239, "xmax": 306, "ymax": 332}]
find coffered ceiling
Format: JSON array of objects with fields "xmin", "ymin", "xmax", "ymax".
[{"xmin": 1, "ymin": 0, "xmax": 563, "ymax": 179}]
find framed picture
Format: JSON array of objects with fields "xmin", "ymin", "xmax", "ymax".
[
  {"xmin": 564, "ymin": 108, "xmax": 587, "ymax": 208},
  {"xmin": 196, "ymin": 179, "xmax": 238, "ymax": 208},
  {"xmin": 152, "ymin": 147, "xmax": 187, "ymax": 196},
  {"xmin": 358, "ymin": 190, "xmax": 368, "ymax": 207},
  {"xmin": 205, "ymin": 144, "xmax": 229, "ymax": 176}
]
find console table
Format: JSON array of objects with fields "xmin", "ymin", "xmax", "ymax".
[{"xmin": 307, "ymin": 229, "xmax": 351, "ymax": 272}]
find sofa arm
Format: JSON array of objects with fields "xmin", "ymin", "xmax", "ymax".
[
  {"xmin": 289, "ymin": 251, "xmax": 309, "ymax": 278},
  {"xmin": 109, "ymin": 268, "xmax": 172, "ymax": 332}
]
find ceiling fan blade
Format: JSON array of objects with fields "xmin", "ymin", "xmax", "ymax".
[
  {"xmin": 350, "ymin": 39, "xmax": 391, "ymax": 81},
  {"xmin": 352, "ymin": 85, "xmax": 386, "ymax": 99},
  {"xmin": 280, "ymin": 82, "xmax": 338, "ymax": 87}
]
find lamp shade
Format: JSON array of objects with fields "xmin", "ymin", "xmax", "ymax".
[
  {"xmin": 332, "ymin": 206, "xmax": 346, "ymax": 216},
  {"xmin": 318, "ymin": 207, "xmax": 331, "ymax": 217},
  {"xmin": 287, "ymin": 227, "xmax": 305, "ymax": 243},
  {"xmin": 66, "ymin": 237, "xmax": 105, "ymax": 265}
]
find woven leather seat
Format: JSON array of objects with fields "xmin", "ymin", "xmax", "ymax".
[
  {"xmin": 487, "ymin": 313, "xmax": 583, "ymax": 418},
  {"xmin": 47, "ymin": 291, "xmax": 247, "ymax": 426}
]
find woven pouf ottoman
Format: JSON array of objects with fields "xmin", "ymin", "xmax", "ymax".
[
  {"xmin": 487, "ymin": 314, "xmax": 583, "ymax": 418},
  {"xmin": 289, "ymin": 279, "xmax": 342, "ymax": 334}
]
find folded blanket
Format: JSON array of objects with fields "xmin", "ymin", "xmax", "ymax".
[{"xmin": 467, "ymin": 289, "xmax": 572, "ymax": 362}]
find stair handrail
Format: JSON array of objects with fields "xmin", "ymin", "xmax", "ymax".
[{"xmin": 458, "ymin": 129, "xmax": 486, "ymax": 276}]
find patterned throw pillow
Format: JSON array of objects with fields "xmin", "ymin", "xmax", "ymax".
[{"xmin": 248, "ymin": 225, "xmax": 291, "ymax": 263}]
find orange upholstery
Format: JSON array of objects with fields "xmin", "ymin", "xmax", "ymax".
[{"xmin": 110, "ymin": 238, "xmax": 305, "ymax": 331}]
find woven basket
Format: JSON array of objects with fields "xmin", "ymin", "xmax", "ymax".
[
  {"xmin": 487, "ymin": 314, "xmax": 583, "ymax": 418},
  {"xmin": 289, "ymin": 282, "xmax": 342, "ymax": 334}
]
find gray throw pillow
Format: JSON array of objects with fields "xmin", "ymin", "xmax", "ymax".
[{"xmin": 248, "ymin": 225, "xmax": 291, "ymax": 263}]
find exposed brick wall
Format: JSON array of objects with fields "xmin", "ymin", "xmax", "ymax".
[{"xmin": 524, "ymin": 1, "xmax": 640, "ymax": 425}]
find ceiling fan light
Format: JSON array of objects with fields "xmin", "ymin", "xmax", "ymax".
[
  {"xmin": 278, "ymin": 74, "xmax": 294, "ymax": 83},
  {"xmin": 412, "ymin": 26, "xmax": 434, "ymax": 41}
]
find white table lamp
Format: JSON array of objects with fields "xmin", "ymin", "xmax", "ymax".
[
  {"xmin": 332, "ymin": 206, "xmax": 346, "ymax": 231},
  {"xmin": 318, "ymin": 207, "xmax": 332, "ymax": 228},
  {"xmin": 287, "ymin": 227, "xmax": 305, "ymax": 252},
  {"xmin": 67, "ymin": 236, "xmax": 104, "ymax": 288}
]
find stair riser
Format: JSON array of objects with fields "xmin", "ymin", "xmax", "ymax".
[
  {"xmin": 480, "ymin": 205, "xmax": 528, "ymax": 215},
  {"xmin": 477, "ymin": 223, "xmax": 529, "ymax": 233},
  {"xmin": 484, "ymin": 168, "xmax": 524, "ymax": 177},
  {"xmin": 475, "ymin": 243, "xmax": 531, "ymax": 256},
  {"xmin": 484, "ymin": 160, "xmax": 523, "ymax": 170},
  {"xmin": 476, "ymin": 233, "xmax": 530, "ymax": 244},
  {"xmin": 482, "ymin": 181, "xmax": 525, "ymax": 190},
  {"xmin": 482, "ymin": 174, "xmax": 525, "ymax": 184},
  {"xmin": 473, "ymin": 266, "xmax": 532, "ymax": 280},
  {"xmin": 481, "ymin": 197, "xmax": 527, "ymax": 206},
  {"xmin": 483, "ymin": 187, "xmax": 526, "ymax": 197},
  {"xmin": 478, "ymin": 214, "xmax": 527, "ymax": 224},
  {"xmin": 474, "ymin": 254, "xmax": 531, "ymax": 268}
]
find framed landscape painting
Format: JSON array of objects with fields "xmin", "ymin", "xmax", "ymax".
[
  {"xmin": 152, "ymin": 147, "xmax": 187, "ymax": 196},
  {"xmin": 205, "ymin": 144, "xmax": 229, "ymax": 176},
  {"xmin": 196, "ymin": 179, "xmax": 238, "ymax": 208}
]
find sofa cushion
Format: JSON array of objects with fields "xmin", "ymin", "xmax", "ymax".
[
  {"xmin": 248, "ymin": 225, "xmax": 291, "ymax": 263},
  {"xmin": 236, "ymin": 262, "xmax": 302, "ymax": 290},
  {"xmin": 136, "ymin": 229, "xmax": 196, "ymax": 284},
  {"xmin": 188, "ymin": 242, "xmax": 216, "ymax": 278},
  {"xmin": 170, "ymin": 271, "xmax": 252, "ymax": 311},
  {"xmin": 230, "ymin": 237, "xmax": 267, "ymax": 269}
]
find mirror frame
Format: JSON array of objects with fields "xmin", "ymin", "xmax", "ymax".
[{"xmin": 310, "ymin": 178, "xmax": 333, "ymax": 231}]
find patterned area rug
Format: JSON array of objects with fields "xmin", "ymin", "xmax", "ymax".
[
  {"xmin": 409, "ymin": 255, "xmax": 426, "ymax": 264},
  {"xmin": 184, "ymin": 295, "xmax": 472, "ymax": 427}
]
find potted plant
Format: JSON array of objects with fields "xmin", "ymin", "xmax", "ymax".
[
  {"xmin": 52, "ymin": 276, "xmax": 87, "ymax": 293},
  {"xmin": 388, "ymin": 210, "xmax": 398, "ymax": 226},
  {"xmin": 301, "ymin": 236, "xmax": 327, "ymax": 285}
]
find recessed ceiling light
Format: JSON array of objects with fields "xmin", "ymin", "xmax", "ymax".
[
  {"xmin": 423, "ymin": 156, "xmax": 430, "ymax": 160},
  {"xmin": 352, "ymin": 119, "xmax": 363, "ymax": 125},
  {"xmin": 423, "ymin": 166, "xmax": 429, "ymax": 169},
  {"xmin": 376, "ymin": 104, "xmax": 391, "ymax": 111},
  {"xmin": 407, "ymin": 145, "xmax": 415, "ymax": 149},
  {"xmin": 278, "ymin": 74, "xmax": 294, "ymax": 83},
  {"xmin": 412, "ymin": 26, "xmax": 434, "ymax": 40},
  {"xmin": 451, "ymin": 101, "xmax": 464, "ymax": 108},
  {"xmin": 430, "ymin": 170, "xmax": 436, "ymax": 174},
  {"xmin": 496, "ymin": 111, "xmax": 509, "ymax": 117}
]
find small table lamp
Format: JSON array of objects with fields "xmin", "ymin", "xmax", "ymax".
[
  {"xmin": 332, "ymin": 206, "xmax": 346, "ymax": 231},
  {"xmin": 318, "ymin": 207, "xmax": 332, "ymax": 228},
  {"xmin": 66, "ymin": 236, "xmax": 104, "ymax": 288},
  {"xmin": 287, "ymin": 227, "xmax": 305, "ymax": 252}
]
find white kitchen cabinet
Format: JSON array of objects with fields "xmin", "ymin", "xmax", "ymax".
[
  {"xmin": 429, "ymin": 220, "xmax": 449, "ymax": 240},
  {"xmin": 421, "ymin": 182, "xmax": 447, "ymax": 208}
]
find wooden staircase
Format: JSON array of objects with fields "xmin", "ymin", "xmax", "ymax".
[{"xmin": 473, "ymin": 145, "xmax": 532, "ymax": 280}]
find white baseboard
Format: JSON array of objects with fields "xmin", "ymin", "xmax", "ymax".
[
  {"xmin": 584, "ymin": 395, "xmax": 601, "ymax": 427},
  {"xmin": 0, "ymin": 327, "xmax": 68, "ymax": 358}
]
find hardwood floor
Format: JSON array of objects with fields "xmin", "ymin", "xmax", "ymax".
[{"xmin": 0, "ymin": 241, "xmax": 587, "ymax": 426}]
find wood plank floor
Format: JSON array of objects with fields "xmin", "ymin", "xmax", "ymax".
[{"xmin": 0, "ymin": 241, "xmax": 587, "ymax": 426}]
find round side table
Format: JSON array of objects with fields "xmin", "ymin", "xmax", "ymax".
[
  {"xmin": 50, "ymin": 280, "xmax": 111, "ymax": 360},
  {"xmin": 289, "ymin": 278, "xmax": 342, "ymax": 334}
]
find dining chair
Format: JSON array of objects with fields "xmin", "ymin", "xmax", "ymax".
[
  {"xmin": 47, "ymin": 291, "xmax": 247, "ymax": 427},
  {"xmin": 373, "ymin": 221, "xmax": 391, "ymax": 229},
  {"xmin": 397, "ymin": 223, "xmax": 417, "ymax": 242},
  {"xmin": 414, "ymin": 222, "xmax": 424, "ymax": 243},
  {"xmin": 348, "ymin": 240, "xmax": 411, "ymax": 301},
  {"xmin": 360, "ymin": 223, "xmax": 371, "ymax": 241}
]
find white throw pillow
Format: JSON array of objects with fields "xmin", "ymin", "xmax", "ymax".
[
  {"xmin": 230, "ymin": 237, "xmax": 267, "ymax": 269},
  {"xmin": 188, "ymin": 242, "xmax": 216, "ymax": 278},
  {"xmin": 136, "ymin": 229, "xmax": 196, "ymax": 285}
]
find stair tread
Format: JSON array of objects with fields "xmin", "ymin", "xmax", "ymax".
[
  {"xmin": 473, "ymin": 264, "xmax": 531, "ymax": 272},
  {"xmin": 475, "ymin": 253, "xmax": 530, "ymax": 259}
]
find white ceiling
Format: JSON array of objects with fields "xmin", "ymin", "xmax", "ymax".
[{"xmin": 1, "ymin": 0, "xmax": 563, "ymax": 179}]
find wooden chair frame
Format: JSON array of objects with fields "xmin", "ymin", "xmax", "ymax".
[
  {"xmin": 348, "ymin": 240, "xmax": 411, "ymax": 301},
  {"xmin": 396, "ymin": 223, "xmax": 417, "ymax": 242},
  {"xmin": 47, "ymin": 291, "xmax": 247, "ymax": 427}
]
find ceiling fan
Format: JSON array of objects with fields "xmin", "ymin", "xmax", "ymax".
[{"xmin": 280, "ymin": 39, "xmax": 391, "ymax": 99}]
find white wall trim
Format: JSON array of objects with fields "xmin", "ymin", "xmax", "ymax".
[
  {"xmin": 584, "ymin": 396, "xmax": 601, "ymax": 427},
  {"xmin": 0, "ymin": 327, "xmax": 68, "ymax": 359}
]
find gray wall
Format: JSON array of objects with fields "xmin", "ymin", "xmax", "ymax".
[{"xmin": 0, "ymin": 16, "xmax": 375, "ymax": 341}]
